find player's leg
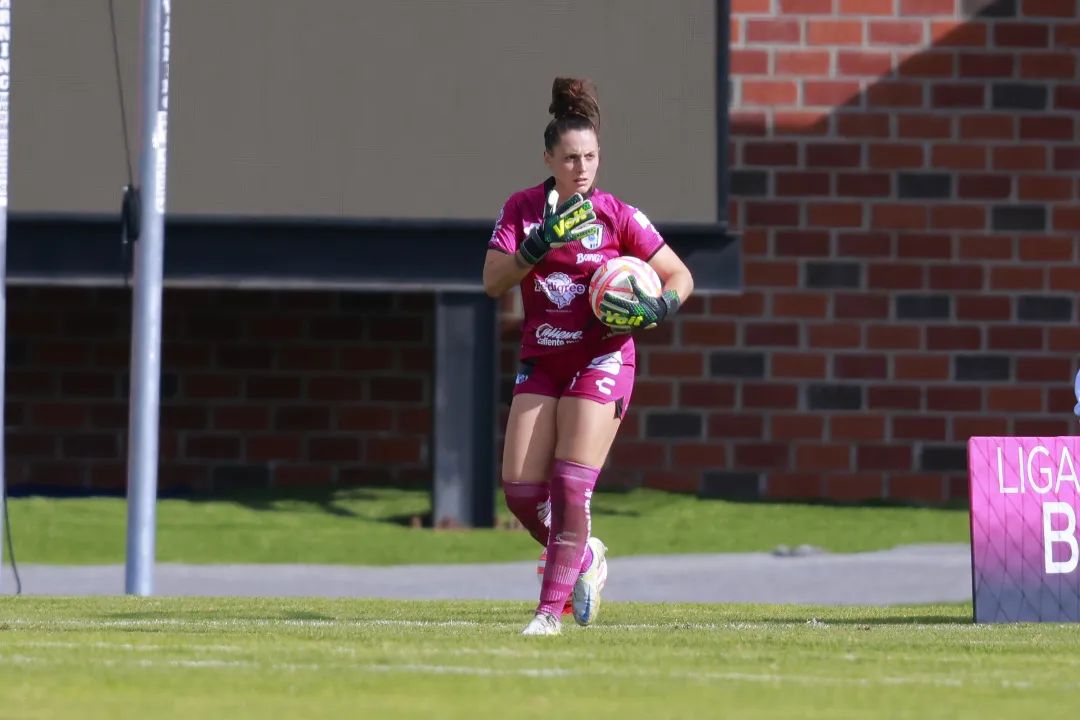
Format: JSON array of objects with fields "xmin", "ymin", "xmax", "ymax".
[{"xmin": 534, "ymin": 354, "xmax": 634, "ymax": 627}]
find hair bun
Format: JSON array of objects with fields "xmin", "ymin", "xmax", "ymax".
[{"xmin": 548, "ymin": 77, "xmax": 599, "ymax": 126}]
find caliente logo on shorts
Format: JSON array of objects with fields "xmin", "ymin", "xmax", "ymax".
[
  {"xmin": 535, "ymin": 323, "xmax": 584, "ymax": 347},
  {"xmin": 535, "ymin": 272, "xmax": 586, "ymax": 309}
]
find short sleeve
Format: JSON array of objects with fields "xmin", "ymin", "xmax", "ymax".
[
  {"xmin": 487, "ymin": 195, "xmax": 522, "ymax": 254},
  {"xmin": 621, "ymin": 206, "xmax": 666, "ymax": 261}
]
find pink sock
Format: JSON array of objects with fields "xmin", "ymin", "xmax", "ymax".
[
  {"xmin": 537, "ymin": 459, "xmax": 600, "ymax": 617},
  {"xmin": 503, "ymin": 482, "xmax": 550, "ymax": 547}
]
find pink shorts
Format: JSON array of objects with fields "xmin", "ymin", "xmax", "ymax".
[{"xmin": 513, "ymin": 349, "xmax": 636, "ymax": 418}]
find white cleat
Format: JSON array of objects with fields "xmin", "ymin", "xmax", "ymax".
[
  {"xmin": 572, "ymin": 536, "xmax": 608, "ymax": 627},
  {"xmin": 521, "ymin": 611, "xmax": 562, "ymax": 636}
]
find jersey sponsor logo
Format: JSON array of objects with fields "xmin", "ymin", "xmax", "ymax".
[
  {"xmin": 587, "ymin": 351, "xmax": 624, "ymax": 375},
  {"xmin": 580, "ymin": 225, "xmax": 604, "ymax": 250},
  {"xmin": 576, "ymin": 252, "xmax": 604, "ymax": 264},
  {"xmin": 535, "ymin": 323, "xmax": 584, "ymax": 347},
  {"xmin": 534, "ymin": 272, "xmax": 586, "ymax": 309}
]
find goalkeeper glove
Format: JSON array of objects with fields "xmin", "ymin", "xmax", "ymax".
[
  {"xmin": 518, "ymin": 189, "xmax": 600, "ymax": 266},
  {"xmin": 600, "ymin": 275, "xmax": 681, "ymax": 330}
]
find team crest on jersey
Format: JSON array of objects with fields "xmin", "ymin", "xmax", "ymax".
[
  {"xmin": 534, "ymin": 272, "xmax": 586, "ymax": 309},
  {"xmin": 580, "ymin": 225, "xmax": 604, "ymax": 250}
]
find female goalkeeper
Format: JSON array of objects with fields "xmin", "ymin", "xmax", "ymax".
[{"xmin": 483, "ymin": 77, "xmax": 694, "ymax": 635}]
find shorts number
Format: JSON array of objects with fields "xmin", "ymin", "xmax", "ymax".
[{"xmin": 595, "ymin": 378, "xmax": 615, "ymax": 396}]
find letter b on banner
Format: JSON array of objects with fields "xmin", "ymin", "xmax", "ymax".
[{"xmin": 969, "ymin": 437, "xmax": 1080, "ymax": 622}]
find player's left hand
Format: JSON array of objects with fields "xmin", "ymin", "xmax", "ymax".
[{"xmin": 600, "ymin": 276, "xmax": 681, "ymax": 330}]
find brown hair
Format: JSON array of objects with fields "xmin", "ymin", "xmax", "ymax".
[{"xmin": 543, "ymin": 77, "xmax": 600, "ymax": 152}]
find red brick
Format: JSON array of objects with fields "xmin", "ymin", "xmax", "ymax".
[
  {"xmin": 990, "ymin": 266, "xmax": 1045, "ymax": 290},
  {"xmin": 275, "ymin": 406, "xmax": 331, "ymax": 432},
  {"xmin": 743, "ymin": 383, "xmax": 801, "ymax": 408},
  {"xmin": 868, "ymin": 262, "xmax": 924, "ymax": 289},
  {"xmin": 771, "ymin": 353, "xmax": 828, "ymax": 378},
  {"xmin": 808, "ymin": 203, "xmax": 864, "ymax": 228},
  {"xmin": 868, "ymin": 386, "xmax": 922, "ymax": 410},
  {"xmin": 809, "ymin": 324, "xmax": 862, "ymax": 348},
  {"xmin": 1019, "ymin": 176, "xmax": 1074, "ymax": 200},
  {"xmin": 900, "ymin": 0, "xmax": 955, "ymax": 14},
  {"xmin": 779, "ymin": 0, "xmax": 834, "ymax": 11},
  {"xmin": 956, "ymin": 295, "xmax": 1011, "ymax": 320},
  {"xmin": 1055, "ymin": 147, "xmax": 1080, "ymax": 170},
  {"xmin": 649, "ymin": 351, "xmax": 704, "ymax": 377},
  {"xmin": 745, "ymin": 322, "xmax": 801, "ymax": 346},
  {"xmin": 926, "ymin": 325, "xmax": 982, "ymax": 350},
  {"xmin": 744, "ymin": 142, "xmax": 799, "ymax": 166},
  {"xmin": 808, "ymin": 20, "xmax": 864, "ymax": 45},
  {"xmin": 1015, "ymin": 419, "xmax": 1073, "ymax": 437},
  {"xmin": 891, "ymin": 475, "xmax": 946, "ymax": 504},
  {"xmin": 1017, "ymin": 357, "xmax": 1072, "ymax": 382},
  {"xmin": 826, "ymin": 474, "xmax": 885, "ymax": 502},
  {"xmin": 368, "ymin": 437, "xmax": 424, "ymax": 464},
  {"xmin": 806, "ymin": 143, "xmax": 863, "ymax": 167},
  {"xmin": 857, "ymin": 445, "xmax": 913, "ymax": 471},
  {"xmin": 994, "ymin": 145, "xmax": 1049, "ymax": 171},
  {"xmin": 1054, "ymin": 208, "xmax": 1080, "ymax": 231},
  {"xmin": 869, "ymin": 144, "xmax": 925, "ymax": 169},
  {"xmin": 874, "ymin": 203, "xmax": 928, "ymax": 230},
  {"xmin": 931, "ymin": 21, "xmax": 988, "ymax": 47},
  {"xmin": 927, "ymin": 387, "xmax": 982, "ymax": 411},
  {"xmin": 796, "ymin": 444, "xmax": 852, "ymax": 470},
  {"xmin": 731, "ymin": 49, "xmax": 770, "ymax": 75},
  {"xmin": 804, "ymin": 81, "xmax": 862, "ymax": 107},
  {"xmin": 867, "ymin": 82, "xmax": 925, "ymax": 108},
  {"xmin": 894, "ymin": 355, "xmax": 950, "ymax": 380},
  {"xmin": 337, "ymin": 406, "xmax": 394, "ymax": 432},
  {"xmin": 747, "ymin": 19, "xmax": 802, "ymax": 43},
  {"xmin": 643, "ymin": 472, "xmax": 698, "ymax": 494},
  {"xmin": 898, "ymin": 114, "xmax": 953, "ymax": 139},
  {"xmin": 870, "ymin": 20, "xmax": 925, "ymax": 45},
  {"xmin": 777, "ymin": 172, "xmax": 831, "ymax": 196},
  {"xmin": 1020, "ymin": 236, "xmax": 1074, "ymax": 261},
  {"xmin": 275, "ymin": 466, "xmax": 334, "ymax": 487},
  {"xmin": 774, "ymin": 112, "xmax": 832, "ymax": 136},
  {"xmin": 735, "ymin": 443, "xmax": 791, "ymax": 469},
  {"xmin": 834, "ymin": 354, "xmax": 888, "ymax": 379},
  {"xmin": 837, "ymin": 173, "xmax": 892, "ymax": 197},
  {"xmin": 731, "ymin": 111, "xmax": 768, "ymax": 136},
  {"xmin": 831, "ymin": 415, "xmax": 886, "ymax": 441},
  {"xmin": 898, "ymin": 52, "xmax": 956, "ymax": 77},
  {"xmin": 340, "ymin": 346, "xmax": 394, "ymax": 371},
  {"xmin": 987, "ymin": 388, "xmax": 1043, "ymax": 413},
  {"xmin": 932, "ymin": 144, "xmax": 987, "ymax": 170},
  {"xmin": 671, "ymin": 443, "xmax": 728, "ymax": 468},
  {"xmin": 893, "ymin": 416, "xmax": 948, "ymax": 440},
  {"xmin": 953, "ymin": 417, "xmax": 1009, "ymax": 440},
  {"xmin": 1050, "ymin": 267, "xmax": 1080, "ymax": 292},
  {"xmin": 308, "ymin": 376, "xmax": 365, "ymax": 402},
  {"xmin": 866, "ymin": 324, "xmax": 921, "ymax": 349},
  {"xmin": 186, "ymin": 435, "xmax": 242, "ymax": 460},
  {"xmin": 746, "ymin": 203, "xmax": 801, "ymax": 227},
  {"xmin": 959, "ymin": 115, "xmax": 1015, "ymax": 140},
  {"xmin": 708, "ymin": 414, "xmax": 765, "ymax": 439},
  {"xmin": 742, "ymin": 81, "xmax": 799, "ymax": 105},
  {"xmin": 898, "ymin": 234, "xmax": 953, "ymax": 259},
  {"xmin": 838, "ymin": 232, "xmax": 892, "ymax": 256},
  {"xmin": 1056, "ymin": 24, "xmax": 1080, "ymax": 47},
  {"xmin": 958, "ymin": 53, "xmax": 1015, "ymax": 77},
  {"xmin": 709, "ymin": 293, "xmax": 767, "ymax": 316},
  {"xmin": 958, "ymin": 235, "xmax": 1013, "ymax": 260},
  {"xmin": 678, "ymin": 382, "xmax": 737, "ymax": 408},
  {"xmin": 731, "ymin": 18, "xmax": 741, "ymax": 44},
  {"xmin": 931, "ymin": 83, "xmax": 987, "ymax": 108},
  {"xmin": 775, "ymin": 50, "xmax": 832, "ymax": 76},
  {"xmin": 772, "ymin": 414, "xmax": 826, "ymax": 440},
  {"xmin": 994, "ymin": 23, "xmax": 1050, "ymax": 48},
  {"xmin": 246, "ymin": 435, "xmax": 303, "ymax": 462},
  {"xmin": 1055, "ymin": 85, "xmax": 1080, "ymax": 109},
  {"xmin": 930, "ymin": 205, "xmax": 987, "ymax": 230},
  {"xmin": 31, "ymin": 404, "xmax": 87, "ymax": 429},
  {"xmin": 836, "ymin": 113, "xmax": 892, "ymax": 138},
  {"xmin": 632, "ymin": 381, "xmax": 674, "ymax": 408},
  {"xmin": 1020, "ymin": 53, "xmax": 1077, "ymax": 80},
  {"xmin": 773, "ymin": 292, "xmax": 830, "ymax": 318},
  {"xmin": 840, "ymin": 0, "xmax": 893, "ymax": 13},
  {"xmin": 929, "ymin": 265, "xmax": 984, "ymax": 290},
  {"xmin": 989, "ymin": 326, "xmax": 1044, "ymax": 351},
  {"xmin": 1022, "ymin": 0, "xmax": 1077, "ymax": 18},
  {"xmin": 835, "ymin": 293, "xmax": 890, "ymax": 319},
  {"xmin": 369, "ymin": 378, "xmax": 423, "ymax": 402},
  {"xmin": 732, "ymin": 0, "xmax": 771, "ymax": 11},
  {"xmin": 213, "ymin": 406, "xmax": 271, "ymax": 431},
  {"xmin": 745, "ymin": 260, "xmax": 800, "ymax": 286},
  {"xmin": 958, "ymin": 174, "xmax": 1011, "ymax": 199},
  {"xmin": 838, "ymin": 51, "xmax": 895, "ymax": 76}
]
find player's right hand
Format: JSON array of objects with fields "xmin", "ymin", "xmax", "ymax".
[{"xmin": 518, "ymin": 189, "xmax": 599, "ymax": 265}]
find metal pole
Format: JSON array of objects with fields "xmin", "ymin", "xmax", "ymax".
[
  {"xmin": 0, "ymin": 0, "xmax": 11, "ymax": 593},
  {"xmin": 125, "ymin": 0, "xmax": 171, "ymax": 596}
]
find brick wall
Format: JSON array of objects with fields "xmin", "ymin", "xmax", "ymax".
[
  {"xmin": 7, "ymin": 0, "xmax": 1078, "ymax": 506},
  {"xmin": 6, "ymin": 287, "xmax": 432, "ymax": 493}
]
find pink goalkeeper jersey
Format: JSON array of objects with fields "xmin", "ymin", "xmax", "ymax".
[{"xmin": 488, "ymin": 180, "xmax": 666, "ymax": 361}]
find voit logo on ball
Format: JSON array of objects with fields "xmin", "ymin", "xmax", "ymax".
[
  {"xmin": 535, "ymin": 324, "xmax": 583, "ymax": 347},
  {"xmin": 535, "ymin": 272, "xmax": 586, "ymax": 309}
]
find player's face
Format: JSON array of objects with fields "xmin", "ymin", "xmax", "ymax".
[{"xmin": 545, "ymin": 129, "xmax": 600, "ymax": 199}]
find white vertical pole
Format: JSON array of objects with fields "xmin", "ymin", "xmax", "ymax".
[
  {"xmin": 125, "ymin": 0, "xmax": 171, "ymax": 596},
  {"xmin": 0, "ymin": 0, "xmax": 12, "ymax": 593}
]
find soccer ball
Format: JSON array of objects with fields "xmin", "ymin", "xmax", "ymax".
[{"xmin": 589, "ymin": 255, "xmax": 663, "ymax": 329}]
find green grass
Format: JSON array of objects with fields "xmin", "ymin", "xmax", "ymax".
[
  {"xmin": 6, "ymin": 487, "xmax": 970, "ymax": 565},
  {"xmin": 0, "ymin": 598, "xmax": 1075, "ymax": 719}
]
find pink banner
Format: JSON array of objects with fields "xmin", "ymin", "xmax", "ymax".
[{"xmin": 969, "ymin": 437, "xmax": 1080, "ymax": 623}]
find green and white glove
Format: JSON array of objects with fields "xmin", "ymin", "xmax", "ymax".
[
  {"xmin": 600, "ymin": 275, "xmax": 681, "ymax": 330},
  {"xmin": 517, "ymin": 189, "xmax": 600, "ymax": 266}
]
